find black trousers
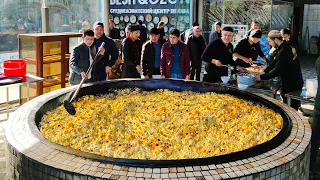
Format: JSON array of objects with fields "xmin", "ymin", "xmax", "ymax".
[
  {"xmin": 203, "ymin": 74, "xmax": 221, "ymax": 83},
  {"xmin": 152, "ymin": 68, "xmax": 160, "ymax": 76},
  {"xmin": 191, "ymin": 63, "xmax": 202, "ymax": 81},
  {"xmin": 121, "ymin": 65, "xmax": 140, "ymax": 78}
]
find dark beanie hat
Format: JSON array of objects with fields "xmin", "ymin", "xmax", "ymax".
[
  {"xmin": 149, "ymin": 28, "xmax": 160, "ymax": 35},
  {"xmin": 249, "ymin": 30, "xmax": 262, "ymax": 38},
  {"xmin": 192, "ymin": 22, "xmax": 199, "ymax": 27},
  {"xmin": 222, "ymin": 26, "xmax": 234, "ymax": 33},
  {"xmin": 130, "ymin": 25, "xmax": 140, "ymax": 32}
]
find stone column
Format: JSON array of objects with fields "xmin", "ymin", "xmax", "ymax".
[
  {"xmin": 41, "ymin": 0, "xmax": 49, "ymax": 33},
  {"xmin": 189, "ymin": 0, "xmax": 194, "ymax": 26},
  {"xmin": 102, "ymin": 0, "xmax": 110, "ymax": 36},
  {"xmin": 197, "ymin": 0, "xmax": 203, "ymax": 28}
]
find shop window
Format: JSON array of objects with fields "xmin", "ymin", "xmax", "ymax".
[
  {"xmin": 48, "ymin": 0, "xmax": 98, "ymax": 33},
  {"xmin": 0, "ymin": 1, "xmax": 42, "ymax": 71}
]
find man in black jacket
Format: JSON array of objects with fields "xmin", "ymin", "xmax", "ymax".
[
  {"xmin": 187, "ymin": 26, "xmax": 206, "ymax": 81},
  {"xmin": 69, "ymin": 30, "xmax": 105, "ymax": 85},
  {"xmin": 92, "ymin": 21, "xmax": 118, "ymax": 81},
  {"xmin": 121, "ymin": 25, "xmax": 143, "ymax": 78},
  {"xmin": 202, "ymin": 27, "xmax": 245, "ymax": 83},
  {"xmin": 246, "ymin": 20, "xmax": 268, "ymax": 63},
  {"xmin": 233, "ymin": 30, "xmax": 266, "ymax": 74},
  {"xmin": 281, "ymin": 28, "xmax": 298, "ymax": 60},
  {"xmin": 141, "ymin": 28, "xmax": 165, "ymax": 78},
  {"xmin": 138, "ymin": 20, "xmax": 147, "ymax": 43},
  {"xmin": 255, "ymin": 30, "xmax": 303, "ymax": 110},
  {"xmin": 310, "ymin": 56, "xmax": 320, "ymax": 179}
]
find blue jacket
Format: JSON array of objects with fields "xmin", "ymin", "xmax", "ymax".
[{"xmin": 93, "ymin": 34, "xmax": 118, "ymax": 81}]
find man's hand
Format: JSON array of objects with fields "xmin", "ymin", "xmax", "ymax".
[
  {"xmin": 105, "ymin": 66, "xmax": 112, "ymax": 73},
  {"xmin": 236, "ymin": 66, "xmax": 247, "ymax": 72},
  {"xmin": 255, "ymin": 74, "xmax": 261, "ymax": 81},
  {"xmin": 185, "ymin": 75, "xmax": 190, "ymax": 80},
  {"xmin": 80, "ymin": 72, "xmax": 87, "ymax": 79},
  {"xmin": 161, "ymin": 75, "xmax": 166, "ymax": 79},
  {"xmin": 211, "ymin": 59, "xmax": 222, "ymax": 67},
  {"xmin": 143, "ymin": 75, "xmax": 149, "ymax": 79},
  {"xmin": 99, "ymin": 47, "xmax": 105, "ymax": 55},
  {"xmin": 136, "ymin": 65, "xmax": 142, "ymax": 73},
  {"xmin": 243, "ymin": 58, "xmax": 252, "ymax": 64}
]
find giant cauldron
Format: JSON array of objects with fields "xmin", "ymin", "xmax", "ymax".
[{"xmin": 5, "ymin": 79, "xmax": 311, "ymax": 179}]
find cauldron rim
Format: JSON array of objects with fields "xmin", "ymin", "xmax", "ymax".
[{"xmin": 33, "ymin": 79, "xmax": 292, "ymax": 168}]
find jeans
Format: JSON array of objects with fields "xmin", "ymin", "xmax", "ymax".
[{"xmin": 170, "ymin": 74, "xmax": 183, "ymax": 79}]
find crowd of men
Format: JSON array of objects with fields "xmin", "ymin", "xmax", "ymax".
[
  {"xmin": 68, "ymin": 19, "xmax": 320, "ymax": 179},
  {"xmin": 69, "ymin": 20, "xmax": 304, "ymax": 108}
]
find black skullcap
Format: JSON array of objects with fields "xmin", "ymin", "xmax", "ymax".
[
  {"xmin": 222, "ymin": 26, "xmax": 233, "ymax": 33},
  {"xmin": 130, "ymin": 25, "xmax": 140, "ymax": 32},
  {"xmin": 192, "ymin": 22, "xmax": 199, "ymax": 27},
  {"xmin": 280, "ymin": 28, "xmax": 290, "ymax": 35},
  {"xmin": 249, "ymin": 30, "xmax": 262, "ymax": 38},
  {"xmin": 93, "ymin": 21, "xmax": 104, "ymax": 28},
  {"xmin": 149, "ymin": 28, "xmax": 160, "ymax": 35}
]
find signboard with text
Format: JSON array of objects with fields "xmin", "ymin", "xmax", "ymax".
[{"xmin": 109, "ymin": 0, "xmax": 191, "ymax": 38}]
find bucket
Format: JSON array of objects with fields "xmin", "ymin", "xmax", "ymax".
[
  {"xmin": 306, "ymin": 79, "xmax": 318, "ymax": 97},
  {"xmin": 3, "ymin": 60, "xmax": 27, "ymax": 77}
]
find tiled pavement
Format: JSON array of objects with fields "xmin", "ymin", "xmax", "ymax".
[
  {"xmin": 0, "ymin": 54, "xmax": 318, "ymax": 180},
  {"xmin": 300, "ymin": 55, "xmax": 318, "ymax": 80}
]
